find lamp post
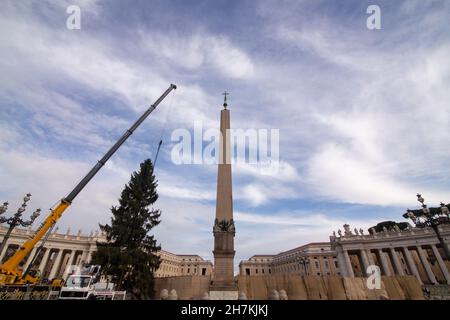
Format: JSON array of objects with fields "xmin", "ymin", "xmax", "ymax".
[
  {"xmin": 298, "ymin": 256, "xmax": 310, "ymax": 276},
  {"xmin": 0, "ymin": 194, "xmax": 41, "ymax": 259},
  {"xmin": 403, "ymin": 194, "xmax": 450, "ymax": 260}
]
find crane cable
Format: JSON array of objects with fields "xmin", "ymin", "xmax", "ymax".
[{"xmin": 153, "ymin": 89, "xmax": 176, "ymax": 169}]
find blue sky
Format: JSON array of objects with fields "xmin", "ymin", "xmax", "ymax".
[{"xmin": 1, "ymin": 0, "xmax": 450, "ymax": 269}]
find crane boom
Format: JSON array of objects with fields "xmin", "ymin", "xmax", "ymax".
[{"xmin": 0, "ymin": 84, "xmax": 176, "ymax": 283}]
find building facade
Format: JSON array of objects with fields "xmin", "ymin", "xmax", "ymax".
[
  {"xmin": 154, "ymin": 251, "xmax": 213, "ymax": 278},
  {"xmin": 239, "ymin": 255, "xmax": 273, "ymax": 276},
  {"xmin": 0, "ymin": 225, "xmax": 101, "ymax": 281},
  {"xmin": 4, "ymin": 223, "xmax": 449, "ymax": 287},
  {"xmin": 330, "ymin": 223, "xmax": 450, "ymax": 285},
  {"xmin": 239, "ymin": 224, "xmax": 450, "ymax": 287},
  {"xmin": 1, "ymin": 226, "xmax": 212, "ymax": 281},
  {"xmin": 239, "ymin": 243, "xmax": 341, "ymax": 277}
]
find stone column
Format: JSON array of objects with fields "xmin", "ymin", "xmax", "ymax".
[
  {"xmin": 436, "ymin": 225, "xmax": 450, "ymax": 256},
  {"xmin": 431, "ymin": 245, "xmax": 450, "ymax": 284},
  {"xmin": 0, "ymin": 243, "xmax": 9, "ymax": 263},
  {"xmin": 85, "ymin": 250, "xmax": 95, "ymax": 265},
  {"xmin": 79, "ymin": 250, "xmax": 88, "ymax": 265},
  {"xmin": 62, "ymin": 250, "xmax": 76, "ymax": 279},
  {"xmin": 72, "ymin": 252, "xmax": 80, "ymax": 266},
  {"xmin": 23, "ymin": 247, "xmax": 38, "ymax": 271},
  {"xmin": 343, "ymin": 250, "xmax": 354, "ymax": 277},
  {"xmin": 417, "ymin": 246, "xmax": 437, "ymax": 284},
  {"xmin": 389, "ymin": 248, "xmax": 405, "ymax": 276},
  {"xmin": 48, "ymin": 249, "xmax": 64, "ymax": 280},
  {"xmin": 38, "ymin": 248, "xmax": 51, "ymax": 274},
  {"xmin": 403, "ymin": 247, "xmax": 422, "ymax": 284},
  {"xmin": 378, "ymin": 249, "xmax": 392, "ymax": 276},
  {"xmin": 326, "ymin": 256, "xmax": 334, "ymax": 274},
  {"xmin": 318, "ymin": 256, "xmax": 326, "ymax": 274},
  {"xmin": 336, "ymin": 249, "xmax": 347, "ymax": 276},
  {"xmin": 366, "ymin": 250, "xmax": 375, "ymax": 266},
  {"xmin": 359, "ymin": 250, "xmax": 370, "ymax": 276}
]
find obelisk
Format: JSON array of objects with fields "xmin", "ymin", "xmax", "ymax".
[{"xmin": 210, "ymin": 92, "xmax": 237, "ymax": 297}]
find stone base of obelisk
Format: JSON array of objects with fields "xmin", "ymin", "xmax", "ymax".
[
  {"xmin": 209, "ymin": 281, "xmax": 238, "ymax": 300},
  {"xmin": 209, "ymin": 290, "xmax": 239, "ymax": 300}
]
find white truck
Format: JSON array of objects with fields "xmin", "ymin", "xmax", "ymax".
[{"xmin": 59, "ymin": 266, "xmax": 125, "ymax": 300}]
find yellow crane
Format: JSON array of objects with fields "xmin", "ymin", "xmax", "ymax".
[{"xmin": 0, "ymin": 84, "xmax": 177, "ymax": 285}]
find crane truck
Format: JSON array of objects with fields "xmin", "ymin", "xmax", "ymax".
[
  {"xmin": 58, "ymin": 265, "xmax": 125, "ymax": 300},
  {"xmin": 0, "ymin": 84, "xmax": 177, "ymax": 286}
]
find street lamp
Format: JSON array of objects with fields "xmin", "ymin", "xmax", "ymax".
[
  {"xmin": 403, "ymin": 193, "xmax": 450, "ymax": 260},
  {"xmin": 0, "ymin": 194, "xmax": 41, "ymax": 259},
  {"xmin": 0, "ymin": 202, "xmax": 8, "ymax": 215},
  {"xmin": 297, "ymin": 256, "xmax": 310, "ymax": 276}
]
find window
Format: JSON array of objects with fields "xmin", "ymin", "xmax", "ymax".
[
  {"xmin": 262, "ymin": 269, "xmax": 265, "ymax": 274},
  {"xmin": 245, "ymin": 268, "xmax": 250, "ymax": 276},
  {"xmin": 202, "ymin": 268, "xmax": 206, "ymax": 276},
  {"xmin": 256, "ymin": 269, "xmax": 258, "ymax": 274},
  {"xmin": 315, "ymin": 261, "xmax": 319, "ymax": 269},
  {"xmin": 335, "ymin": 261, "xmax": 339, "ymax": 268},
  {"xmin": 66, "ymin": 276, "xmax": 91, "ymax": 288}
]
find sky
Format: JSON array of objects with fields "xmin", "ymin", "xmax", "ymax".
[{"xmin": 1, "ymin": 0, "xmax": 450, "ymax": 270}]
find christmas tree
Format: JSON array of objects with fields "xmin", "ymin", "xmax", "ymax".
[{"xmin": 92, "ymin": 159, "xmax": 161, "ymax": 299}]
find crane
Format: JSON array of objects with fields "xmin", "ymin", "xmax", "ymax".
[{"xmin": 0, "ymin": 84, "xmax": 177, "ymax": 285}]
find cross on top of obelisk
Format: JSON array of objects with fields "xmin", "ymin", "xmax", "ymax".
[{"xmin": 222, "ymin": 91, "xmax": 229, "ymax": 109}]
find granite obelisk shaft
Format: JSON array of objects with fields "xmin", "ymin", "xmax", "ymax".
[{"xmin": 211, "ymin": 105, "xmax": 236, "ymax": 291}]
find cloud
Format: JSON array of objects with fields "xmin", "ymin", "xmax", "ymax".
[
  {"xmin": 0, "ymin": 147, "xmax": 120, "ymax": 233},
  {"xmin": 234, "ymin": 209, "xmax": 381, "ymax": 262},
  {"xmin": 2, "ymin": 1, "xmax": 450, "ymax": 270},
  {"xmin": 0, "ymin": 2, "xmax": 217, "ymax": 134},
  {"xmin": 140, "ymin": 32, "xmax": 255, "ymax": 79},
  {"xmin": 158, "ymin": 172, "xmax": 216, "ymax": 202},
  {"xmin": 50, "ymin": 0, "xmax": 101, "ymax": 14},
  {"xmin": 237, "ymin": 182, "xmax": 299, "ymax": 207},
  {"xmin": 234, "ymin": 161, "xmax": 300, "ymax": 181},
  {"xmin": 249, "ymin": 1, "xmax": 450, "ymax": 208}
]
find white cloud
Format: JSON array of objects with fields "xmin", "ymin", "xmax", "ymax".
[
  {"xmin": 306, "ymin": 143, "xmax": 449, "ymax": 206},
  {"xmin": 0, "ymin": 4, "xmax": 217, "ymax": 133},
  {"xmin": 234, "ymin": 209, "xmax": 381, "ymax": 262},
  {"xmin": 0, "ymin": 148, "xmax": 119, "ymax": 233},
  {"xmin": 240, "ymin": 184, "xmax": 266, "ymax": 206},
  {"xmin": 247, "ymin": 3, "xmax": 450, "ymax": 208},
  {"xmin": 60, "ymin": 0, "xmax": 101, "ymax": 14},
  {"xmin": 0, "ymin": 142, "xmax": 217, "ymax": 261},
  {"xmin": 237, "ymin": 181, "xmax": 299, "ymax": 207},
  {"xmin": 234, "ymin": 160, "xmax": 300, "ymax": 182},
  {"xmin": 2, "ymin": 1, "xmax": 450, "ymax": 269},
  {"xmin": 141, "ymin": 32, "xmax": 255, "ymax": 79}
]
